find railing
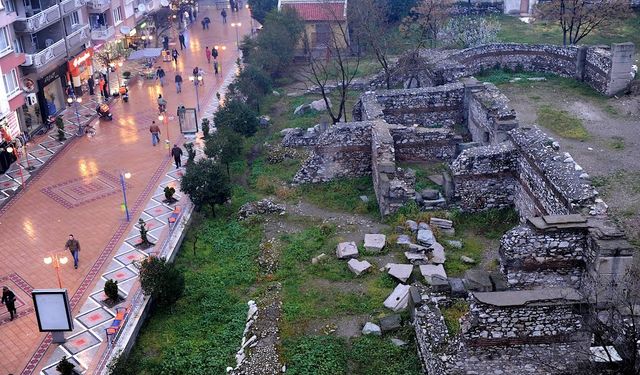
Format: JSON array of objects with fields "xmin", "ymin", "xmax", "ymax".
[
  {"xmin": 87, "ymin": 0, "xmax": 110, "ymax": 11},
  {"xmin": 22, "ymin": 39, "xmax": 66, "ymax": 68},
  {"xmin": 91, "ymin": 25, "xmax": 115, "ymax": 40},
  {"xmin": 13, "ymin": 5, "xmax": 60, "ymax": 33},
  {"xmin": 66, "ymin": 24, "xmax": 90, "ymax": 49},
  {"xmin": 60, "ymin": 0, "xmax": 86, "ymax": 16}
]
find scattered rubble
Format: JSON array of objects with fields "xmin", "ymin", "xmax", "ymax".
[
  {"xmin": 336, "ymin": 241, "xmax": 359, "ymax": 259},
  {"xmin": 386, "ymin": 263, "xmax": 414, "ymax": 283},
  {"xmin": 383, "ymin": 284, "xmax": 412, "ymax": 312},
  {"xmin": 362, "ymin": 322, "xmax": 382, "ymax": 336},
  {"xmin": 238, "ymin": 199, "xmax": 286, "ymax": 220},
  {"xmin": 364, "ymin": 233, "xmax": 386, "ymax": 252},
  {"xmin": 347, "ymin": 259, "xmax": 372, "ymax": 276}
]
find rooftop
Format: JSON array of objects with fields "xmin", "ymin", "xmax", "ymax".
[{"xmin": 279, "ymin": 0, "xmax": 347, "ymax": 21}]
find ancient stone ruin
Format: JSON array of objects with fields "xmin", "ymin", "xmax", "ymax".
[{"xmin": 282, "ymin": 42, "xmax": 637, "ymax": 374}]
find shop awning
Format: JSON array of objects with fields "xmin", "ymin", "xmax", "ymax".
[{"xmin": 127, "ymin": 48, "xmax": 163, "ymax": 60}]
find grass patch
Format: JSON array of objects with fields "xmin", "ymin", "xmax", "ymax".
[
  {"xmin": 441, "ymin": 300, "xmax": 470, "ymax": 335},
  {"xmin": 609, "ymin": 136, "xmax": 625, "ymax": 150},
  {"xmin": 452, "ymin": 208, "xmax": 519, "ymax": 240},
  {"xmin": 442, "ymin": 234, "xmax": 485, "ymax": 277},
  {"xmin": 349, "ymin": 335, "xmax": 423, "ymax": 375},
  {"xmin": 284, "ymin": 336, "xmax": 348, "ymax": 375},
  {"xmin": 299, "ymin": 176, "xmax": 380, "ymax": 216},
  {"xmin": 536, "ymin": 105, "xmax": 589, "ymax": 141},
  {"xmin": 399, "ymin": 162, "xmax": 446, "ymax": 192}
]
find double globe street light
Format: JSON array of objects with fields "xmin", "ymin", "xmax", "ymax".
[
  {"xmin": 67, "ymin": 96, "xmax": 83, "ymax": 136},
  {"xmin": 44, "ymin": 253, "xmax": 69, "ymax": 288},
  {"xmin": 188, "ymin": 74, "xmax": 203, "ymax": 111}
]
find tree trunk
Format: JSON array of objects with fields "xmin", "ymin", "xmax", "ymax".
[
  {"xmin": 226, "ymin": 162, "xmax": 230, "ymax": 177},
  {"xmin": 211, "ymin": 203, "xmax": 216, "ymax": 217}
]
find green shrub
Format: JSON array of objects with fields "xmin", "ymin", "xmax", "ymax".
[
  {"xmin": 137, "ymin": 256, "xmax": 185, "ymax": 308},
  {"xmin": 285, "ymin": 336, "xmax": 348, "ymax": 375},
  {"xmin": 350, "ymin": 335, "xmax": 422, "ymax": 375},
  {"xmin": 104, "ymin": 279, "xmax": 119, "ymax": 301},
  {"xmin": 56, "ymin": 356, "xmax": 75, "ymax": 375}
]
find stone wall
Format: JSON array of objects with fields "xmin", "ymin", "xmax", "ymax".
[
  {"xmin": 465, "ymin": 80, "xmax": 518, "ymax": 145},
  {"xmin": 292, "ymin": 122, "xmax": 373, "ymax": 184},
  {"xmin": 390, "ymin": 126, "xmax": 460, "ymax": 162}
]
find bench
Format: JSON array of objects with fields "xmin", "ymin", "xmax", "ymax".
[
  {"xmin": 105, "ymin": 306, "xmax": 130, "ymax": 344},
  {"xmin": 168, "ymin": 206, "xmax": 181, "ymax": 224}
]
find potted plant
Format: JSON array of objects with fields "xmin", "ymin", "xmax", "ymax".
[
  {"xmin": 201, "ymin": 118, "xmax": 210, "ymax": 139},
  {"xmin": 56, "ymin": 356, "xmax": 75, "ymax": 375},
  {"xmin": 184, "ymin": 142, "xmax": 196, "ymax": 165},
  {"xmin": 56, "ymin": 116, "xmax": 66, "ymax": 141},
  {"xmin": 122, "ymin": 71, "xmax": 131, "ymax": 79},
  {"xmin": 163, "ymin": 186, "xmax": 177, "ymax": 204},
  {"xmin": 104, "ymin": 279, "xmax": 119, "ymax": 303}
]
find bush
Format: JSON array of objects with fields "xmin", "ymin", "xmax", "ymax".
[
  {"xmin": 56, "ymin": 356, "xmax": 75, "ymax": 375},
  {"xmin": 201, "ymin": 118, "xmax": 210, "ymax": 138},
  {"xmin": 213, "ymin": 99, "xmax": 260, "ymax": 137},
  {"xmin": 180, "ymin": 159, "xmax": 231, "ymax": 216},
  {"xmin": 138, "ymin": 256, "xmax": 185, "ymax": 308},
  {"xmin": 104, "ymin": 279, "xmax": 119, "ymax": 301}
]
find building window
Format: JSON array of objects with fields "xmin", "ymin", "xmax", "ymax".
[
  {"xmin": 70, "ymin": 10, "xmax": 80, "ymax": 26},
  {"xmin": 112, "ymin": 6, "xmax": 122, "ymax": 24},
  {"xmin": 0, "ymin": 26, "xmax": 11, "ymax": 54},
  {"xmin": 3, "ymin": 69, "xmax": 19, "ymax": 96},
  {"xmin": 2, "ymin": 0, "xmax": 15, "ymax": 13}
]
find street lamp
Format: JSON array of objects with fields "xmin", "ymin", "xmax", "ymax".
[
  {"xmin": 120, "ymin": 171, "xmax": 132, "ymax": 221},
  {"xmin": 231, "ymin": 22, "xmax": 241, "ymax": 50},
  {"xmin": 188, "ymin": 74, "xmax": 203, "ymax": 111},
  {"xmin": 44, "ymin": 253, "xmax": 69, "ymax": 288},
  {"xmin": 5, "ymin": 144, "xmax": 24, "ymax": 185},
  {"xmin": 158, "ymin": 113, "xmax": 170, "ymax": 149},
  {"xmin": 67, "ymin": 96, "xmax": 83, "ymax": 136}
]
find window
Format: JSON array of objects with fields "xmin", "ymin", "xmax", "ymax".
[
  {"xmin": 70, "ymin": 10, "xmax": 80, "ymax": 26},
  {"xmin": 2, "ymin": 0, "xmax": 15, "ymax": 13},
  {"xmin": 13, "ymin": 38, "xmax": 23, "ymax": 53},
  {"xmin": 3, "ymin": 69, "xmax": 19, "ymax": 96},
  {"xmin": 0, "ymin": 26, "xmax": 11, "ymax": 54},
  {"xmin": 112, "ymin": 6, "xmax": 122, "ymax": 24}
]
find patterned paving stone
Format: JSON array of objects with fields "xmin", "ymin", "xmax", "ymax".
[
  {"xmin": 77, "ymin": 307, "xmax": 114, "ymax": 329},
  {"xmin": 115, "ymin": 250, "xmax": 147, "ymax": 266},
  {"xmin": 62, "ymin": 330, "xmax": 101, "ymax": 355},
  {"xmin": 103, "ymin": 267, "xmax": 137, "ymax": 283},
  {"xmin": 41, "ymin": 171, "xmax": 124, "ymax": 209},
  {"xmin": 144, "ymin": 204, "xmax": 173, "ymax": 217}
]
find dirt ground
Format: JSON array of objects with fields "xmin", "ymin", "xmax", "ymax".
[{"xmin": 500, "ymin": 83, "xmax": 640, "ymax": 242}]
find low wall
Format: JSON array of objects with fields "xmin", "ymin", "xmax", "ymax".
[
  {"xmin": 465, "ymin": 80, "xmax": 518, "ymax": 145},
  {"xmin": 390, "ymin": 126, "xmax": 460, "ymax": 162}
]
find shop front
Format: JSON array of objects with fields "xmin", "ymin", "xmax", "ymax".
[
  {"xmin": 68, "ymin": 47, "xmax": 94, "ymax": 96},
  {"xmin": 19, "ymin": 63, "xmax": 69, "ymax": 133},
  {"xmin": 0, "ymin": 114, "xmax": 19, "ymax": 174}
]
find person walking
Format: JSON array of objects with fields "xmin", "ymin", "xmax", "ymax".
[
  {"xmin": 1, "ymin": 286, "xmax": 17, "ymax": 321},
  {"xmin": 87, "ymin": 75, "xmax": 95, "ymax": 96},
  {"xmin": 149, "ymin": 121, "xmax": 161, "ymax": 146},
  {"xmin": 198, "ymin": 67, "xmax": 205, "ymax": 86},
  {"xmin": 64, "ymin": 234, "xmax": 81, "ymax": 269},
  {"xmin": 172, "ymin": 48, "xmax": 179, "ymax": 66},
  {"xmin": 212, "ymin": 46, "xmax": 219, "ymax": 60},
  {"xmin": 98, "ymin": 77, "xmax": 106, "ymax": 98},
  {"xmin": 156, "ymin": 67, "xmax": 166, "ymax": 86},
  {"xmin": 171, "ymin": 144, "xmax": 183, "ymax": 168},
  {"xmin": 175, "ymin": 72, "xmax": 183, "ymax": 93},
  {"xmin": 162, "ymin": 35, "xmax": 169, "ymax": 50},
  {"xmin": 205, "ymin": 46, "xmax": 211, "ymax": 64},
  {"xmin": 213, "ymin": 60, "xmax": 219, "ymax": 75},
  {"xmin": 203, "ymin": 16, "xmax": 210, "ymax": 29},
  {"xmin": 157, "ymin": 94, "xmax": 167, "ymax": 113},
  {"xmin": 179, "ymin": 33, "xmax": 186, "ymax": 50},
  {"xmin": 221, "ymin": 8, "xmax": 227, "ymax": 23}
]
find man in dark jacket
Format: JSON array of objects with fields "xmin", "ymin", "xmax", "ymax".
[
  {"xmin": 64, "ymin": 234, "xmax": 81, "ymax": 269},
  {"xmin": 87, "ymin": 75, "xmax": 95, "ymax": 95},
  {"xmin": 178, "ymin": 33, "xmax": 186, "ymax": 50},
  {"xmin": 1, "ymin": 286, "xmax": 17, "ymax": 320},
  {"xmin": 171, "ymin": 144, "xmax": 183, "ymax": 168},
  {"xmin": 163, "ymin": 35, "xmax": 169, "ymax": 50},
  {"xmin": 175, "ymin": 72, "xmax": 183, "ymax": 93}
]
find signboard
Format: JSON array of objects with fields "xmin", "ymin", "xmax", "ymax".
[
  {"xmin": 32, "ymin": 289, "xmax": 73, "ymax": 332},
  {"xmin": 178, "ymin": 107, "xmax": 198, "ymax": 134}
]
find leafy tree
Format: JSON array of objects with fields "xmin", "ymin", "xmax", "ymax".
[
  {"xmin": 247, "ymin": 0, "xmax": 278, "ymax": 24},
  {"xmin": 149, "ymin": 7, "xmax": 173, "ymax": 48},
  {"xmin": 213, "ymin": 99, "xmax": 259, "ymax": 137},
  {"xmin": 438, "ymin": 16, "xmax": 500, "ymax": 48},
  {"xmin": 400, "ymin": 0, "xmax": 454, "ymax": 48},
  {"xmin": 386, "ymin": 0, "xmax": 417, "ymax": 22},
  {"xmin": 536, "ymin": 0, "xmax": 630, "ymax": 46},
  {"xmin": 204, "ymin": 128, "xmax": 244, "ymax": 177},
  {"xmin": 230, "ymin": 65, "xmax": 272, "ymax": 111},
  {"xmin": 137, "ymin": 256, "xmax": 185, "ymax": 308},
  {"xmin": 180, "ymin": 159, "xmax": 231, "ymax": 216}
]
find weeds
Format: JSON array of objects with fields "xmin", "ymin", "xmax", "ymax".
[{"xmin": 536, "ymin": 105, "xmax": 590, "ymax": 141}]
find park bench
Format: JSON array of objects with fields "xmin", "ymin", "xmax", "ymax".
[
  {"xmin": 105, "ymin": 306, "xmax": 130, "ymax": 344},
  {"xmin": 168, "ymin": 206, "xmax": 181, "ymax": 224}
]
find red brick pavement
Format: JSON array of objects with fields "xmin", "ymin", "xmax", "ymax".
[{"xmin": 0, "ymin": 6, "xmax": 252, "ymax": 374}]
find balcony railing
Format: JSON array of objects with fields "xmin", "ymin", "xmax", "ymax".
[
  {"xmin": 13, "ymin": 5, "xmax": 61, "ymax": 33},
  {"xmin": 66, "ymin": 24, "xmax": 90, "ymax": 49},
  {"xmin": 60, "ymin": 0, "xmax": 86, "ymax": 16},
  {"xmin": 90, "ymin": 25, "xmax": 115, "ymax": 40},
  {"xmin": 87, "ymin": 0, "xmax": 110, "ymax": 12},
  {"xmin": 21, "ymin": 39, "xmax": 66, "ymax": 69}
]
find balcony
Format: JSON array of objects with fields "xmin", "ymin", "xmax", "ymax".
[
  {"xmin": 13, "ymin": 5, "xmax": 61, "ymax": 33},
  {"xmin": 90, "ymin": 25, "xmax": 115, "ymax": 40},
  {"xmin": 21, "ymin": 39, "xmax": 66, "ymax": 69},
  {"xmin": 66, "ymin": 24, "xmax": 90, "ymax": 50},
  {"xmin": 87, "ymin": 0, "xmax": 110, "ymax": 12},
  {"xmin": 60, "ymin": 0, "xmax": 86, "ymax": 16}
]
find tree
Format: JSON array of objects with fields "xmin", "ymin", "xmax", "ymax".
[
  {"xmin": 400, "ymin": 0, "xmax": 454, "ymax": 49},
  {"xmin": 149, "ymin": 7, "xmax": 173, "ymax": 48},
  {"xmin": 350, "ymin": 0, "xmax": 396, "ymax": 89},
  {"xmin": 386, "ymin": 0, "xmax": 417, "ymax": 22},
  {"xmin": 204, "ymin": 128, "xmax": 244, "ymax": 177},
  {"xmin": 536, "ymin": 0, "xmax": 631, "ymax": 46},
  {"xmin": 438, "ymin": 17, "xmax": 500, "ymax": 48},
  {"xmin": 303, "ymin": 2, "xmax": 360, "ymax": 124},
  {"xmin": 213, "ymin": 99, "xmax": 259, "ymax": 137},
  {"xmin": 137, "ymin": 256, "xmax": 185, "ymax": 308},
  {"xmin": 180, "ymin": 159, "xmax": 231, "ymax": 216},
  {"xmin": 229, "ymin": 65, "xmax": 273, "ymax": 111},
  {"xmin": 247, "ymin": 0, "xmax": 278, "ymax": 24}
]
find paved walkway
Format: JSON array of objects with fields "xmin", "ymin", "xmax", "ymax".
[{"xmin": 0, "ymin": 6, "xmax": 252, "ymax": 374}]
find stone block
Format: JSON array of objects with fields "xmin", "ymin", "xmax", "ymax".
[
  {"xmin": 430, "ymin": 275, "xmax": 451, "ymax": 293},
  {"xmin": 405, "ymin": 220, "xmax": 418, "ymax": 232},
  {"xmin": 390, "ymin": 338, "xmax": 407, "ymax": 347},
  {"xmin": 383, "ymin": 284, "xmax": 411, "ymax": 312},
  {"xmin": 489, "ymin": 272, "xmax": 508, "ymax": 291},
  {"xmin": 405, "ymin": 251, "xmax": 428, "ymax": 263},
  {"xmin": 460, "ymin": 255, "xmax": 475, "ymax": 264},
  {"xmin": 386, "ymin": 263, "xmax": 414, "ymax": 283},
  {"xmin": 430, "ymin": 217, "xmax": 453, "ymax": 229},
  {"xmin": 379, "ymin": 314, "xmax": 402, "ymax": 333},
  {"xmin": 421, "ymin": 189, "xmax": 439, "ymax": 200},
  {"xmin": 408, "ymin": 243, "xmax": 428, "ymax": 253},
  {"xmin": 364, "ymin": 234, "xmax": 386, "ymax": 252},
  {"xmin": 348, "ymin": 259, "xmax": 372, "ymax": 276},
  {"xmin": 418, "ymin": 222, "xmax": 430, "ymax": 231},
  {"xmin": 419, "ymin": 264, "xmax": 447, "ymax": 284},
  {"xmin": 396, "ymin": 235, "xmax": 412, "ymax": 247},
  {"xmin": 336, "ymin": 241, "xmax": 359, "ymax": 259},
  {"xmin": 429, "ymin": 242, "xmax": 446, "ymax": 264},
  {"xmin": 362, "ymin": 322, "xmax": 381, "ymax": 336},
  {"xmin": 448, "ymin": 278, "xmax": 467, "ymax": 298},
  {"xmin": 311, "ymin": 253, "xmax": 328, "ymax": 264},
  {"xmin": 464, "ymin": 269, "xmax": 493, "ymax": 292},
  {"xmin": 417, "ymin": 229, "xmax": 435, "ymax": 246}
]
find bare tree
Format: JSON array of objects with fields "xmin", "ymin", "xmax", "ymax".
[
  {"xmin": 349, "ymin": 0, "xmax": 395, "ymax": 89},
  {"xmin": 302, "ymin": 1, "xmax": 360, "ymax": 124},
  {"xmin": 400, "ymin": 0, "xmax": 454, "ymax": 49},
  {"xmin": 536, "ymin": 0, "xmax": 631, "ymax": 46}
]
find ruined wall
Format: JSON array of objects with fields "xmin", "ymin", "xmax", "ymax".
[
  {"xmin": 451, "ymin": 142, "xmax": 518, "ymax": 211},
  {"xmin": 465, "ymin": 81, "xmax": 518, "ymax": 145},
  {"xmin": 390, "ymin": 126, "xmax": 460, "ymax": 162},
  {"xmin": 293, "ymin": 122, "xmax": 373, "ymax": 184}
]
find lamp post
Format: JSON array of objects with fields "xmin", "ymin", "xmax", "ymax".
[
  {"xmin": 5, "ymin": 144, "xmax": 24, "ymax": 186},
  {"xmin": 245, "ymin": 5, "xmax": 254, "ymax": 35},
  {"xmin": 158, "ymin": 113, "xmax": 170, "ymax": 149},
  {"xmin": 43, "ymin": 253, "xmax": 69, "ymax": 288},
  {"xmin": 188, "ymin": 73, "xmax": 202, "ymax": 111},
  {"xmin": 231, "ymin": 22, "xmax": 241, "ymax": 50},
  {"xmin": 120, "ymin": 171, "xmax": 131, "ymax": 221},
  {"xmin": 67, "ymin": 96, "xmax": 83, "ymax": 136}
]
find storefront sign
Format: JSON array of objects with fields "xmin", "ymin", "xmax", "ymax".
[
  {"xmin": 22, "ymin": 78, "xmax": 35, "ymax": 93},
  {"xmin": 120, "ymin": 26, "xmax": 132, "ymax": 35},
  {"xmin": 71, "ymin": 48, "xmax": 93, "ymax": 69},
  {"xmin": 41, "ymin": 70, "xmax": 61, "ymax": 87}
]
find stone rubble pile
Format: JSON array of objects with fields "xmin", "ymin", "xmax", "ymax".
[{"xmin": 238, "ymin": 199, "xmax": 286, "ymax": 220}]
